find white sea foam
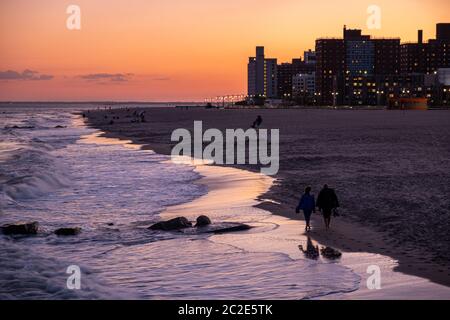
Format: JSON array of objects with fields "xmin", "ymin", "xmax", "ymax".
[{"xmin": 0, "ymin": 105, "xmax": 361, "ymax": 300}]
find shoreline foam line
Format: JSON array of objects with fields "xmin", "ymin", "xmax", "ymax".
[
  {"xmin": 163, "ymin": 160, "xmax": 450, "ymax": 300},
  {"xmin": 82, "ymin": 113, "xmax": 450, "ymax": 299}
]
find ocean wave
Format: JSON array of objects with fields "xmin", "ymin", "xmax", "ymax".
[
  {"xmin": 0, "ymin": 127, "xmax": 75, "ymax": 208},
  {"xmin": 0, "ymin": 107, "xmax": 363, "ymax": 300},
  {"xmin": 2, "ymin": 171, "xmax": 71, "ymax": 201},
  {"xmin": 0, "ymin": 240, "xmax": 136, "ymax": 299}
]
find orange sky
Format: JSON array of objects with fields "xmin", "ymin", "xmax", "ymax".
[{"xmin": 0, "ymin": 0, "xmax": 449, "ymax": 101}]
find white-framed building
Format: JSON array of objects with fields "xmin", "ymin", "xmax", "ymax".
[
  {"xmin": 438, "ymin": 68, "xmax": 450, "ymax": 86},
  {"xmin": 292, "ymin": 73, "xmax": 315, "ymax": 97}
]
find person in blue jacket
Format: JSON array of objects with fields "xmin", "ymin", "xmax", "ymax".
[{"xmin": 296, "ymin": 187, "xmax": 316, "ymax": 232}]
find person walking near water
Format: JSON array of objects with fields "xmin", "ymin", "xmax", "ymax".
[
  {"xmin": 316, "ymin": 184, "xmax": 340, "ymax": 230},
  {"xmin": 296, "ymin": 187, "xmax": 316, "ymax": 232},
  {"xmin": 251, "ymin": 115, "xmax": 263, "ymax": 129}
]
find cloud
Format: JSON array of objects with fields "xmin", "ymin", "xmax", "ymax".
[
  {"xmin": 0, "ymin": 69, "xmax": 54, "ymax": 81},
  {"xmin": 79, "ymin": 73, "xmax": 134, "ymax": 82}
]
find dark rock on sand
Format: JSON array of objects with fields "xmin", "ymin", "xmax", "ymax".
[
  {"xmin": 1, "ymin": 222, "xmax": 39, "ymax": 235},
  {"xmin": 150, "ymin": 217, "xmax": 251, "ymax": 234},
  {"xmin": 210, "ymin": 223, "xmax": 251, "ymax": 234},
  {"xmin": 9, "ymin": 125, "xmax": 35, "ymax": 130},
  {"xmin": 320, "ymin": 246, "xmax": 342, "ymax": 259},
  {"xmin": 189, "ymin": 222, "xmax": 252, "ymax": 234},
  {"xmin": 195, "ymin": 215, "xmax": 212, "ymax": 227},
  {"xmin": 149, "ymin": 217, "xmax": 192, "ymax": 231},
  {"xmin": 54, "ymin": 227, "xmax": 82, "ymax": 236}
]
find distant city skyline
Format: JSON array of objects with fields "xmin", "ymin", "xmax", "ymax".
[
  {"xmin": 246, "ymin": 23, "xmax": 449, "ymax": 107},
  {"xmin": 1, "ymin": 0, "xmax": 449, "ymax": 101}
]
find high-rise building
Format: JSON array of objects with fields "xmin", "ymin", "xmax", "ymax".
[
  {"xmin": 277, "ymin": 62, "xmax": 294, "ymax": 99},
  {"xmin": 438, "ymin": 68, "xmax": 450, "ymax": 85},
  {"xmin": 429, "ymin": 24, "xmax": 450, "ymax": 72},
  {"xmin": 374, "ymin": 39, "xmax": 401, "ymax": 75},
  {"xmin": 436, "ymin": 23, "xmax": 450, "ymax": 41},
  {"xmin": 304, "ymin": 50, "xmax": 316, "ymax": 64},
  {"xmin": 315, "ymin": 39, "xmax": 345, "ymax": 105},
  {"xmin": 343, "ymin": 27, "xmax": 370, "ymax": 41},
  {"xmin": 247, "ymin": 47, "xmax": 278, "ymax": 99},
  {"xmin": 344, "ymin": 29, "xmax": 375, "ymax": 105},
  {"xmin": 401, "ymin": 25, "xmax": 450, "ymax": 75},
  {"xmin": 249, "ymin": 23, "xmax": 448, "ymax": 106},
  {"xmin": 400, "ymin": 31, "xmax": 430, "ymax": 74},
  {"xmin": 345, "ymin": 40, "xmax": 375, "ymax": 76},
  {"xmin": 264, "ymin": 58, "xmax": 278, "ymax": 99},
  {"xmin": 292, "ymin": 73, "xmax": 315, "ymax": 97},
  {"xmin": 248, "ymin": 46, "xmax": 265, "ymax": 97},
  {"xmin": 343, "ymin": 28, "xmax": 401, "ymax": 105},
  {"xmin": 316, "ymin": 26, "xmax": 402, "ymax": 105},
  {"xmin": 277, "ymin": 56, "xmax": 315, "ymax": 99}
]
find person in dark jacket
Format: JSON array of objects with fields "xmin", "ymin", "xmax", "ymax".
[
  {"xmin": 251, "ymin": 115, "xmax": 263, "ymax": 129},
  {"xmin": 316, "ymin": 184, "xmax": 339, "ymax": 230},
  {"xmin": 296, "ymin": 187, "xmax": 316, "ymax": 232}
]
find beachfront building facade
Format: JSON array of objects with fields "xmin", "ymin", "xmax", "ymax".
[
  {"xmin": 247, "ymin": 46, "xmax": 265, "ymax": 97},
  {"xmin": 292, "ymin": 73, "xmax": 315, "ymax": 95},
  {"xmin": 401, "ymin": 24, "xmax": 450, "ymax": 75},
  {"xmin": 277, "ymin": 62, "xmax": 294, "ymax": 100},
  {"xmin": 277, "ymin": 57, "xmax": 315, "ymax": 100},
  {"xmin": 246, "ymin": 23, "xmax": 449, "ymax": 107},
  {"xmin": 374, "ymin": 38, "xmax": 401, "ymax": 75},
  {"xmin": 292, "ymin": 73, "xmax": 315, "ymax": 104},
  {"xmin": 248, "ymin": 46, "xmax": 278, "ymax": 99},
  {"xmin": 315, "ymin": 38, "xmax": 345, "ymax": 106},
  {"xmin": 342, "ymin": 28, "xmax": 402, "ymax": 106},
  {"xmin": 435, "ymin": 68, "xmax": 450, "ymax": 105},
  {"xmin": 304, "ymin": 50, "xmax": 317, "ymax": 65},
  {"xmin": 314, "ymin": 24, "xmax": 449, "ymax": 106},
  {"xmin": 264, "ymin": 58, "xmax": 278, "ymax": 99},
  {"xmin": 344, "ymin": 28, "xmax": 375, "ymax": 105},
  {"xmin": 438, "ymin": 68, "xmax": 450, "ymax": 85}
]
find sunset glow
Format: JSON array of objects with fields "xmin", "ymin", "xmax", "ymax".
[{"xmin": 1, "ymin": 0, "xmax": 449, "ymax": 101}]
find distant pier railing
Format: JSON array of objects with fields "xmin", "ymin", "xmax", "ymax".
[{"xmin": 204, "ymin": 94, "xmax": 247, "ymax": 107}]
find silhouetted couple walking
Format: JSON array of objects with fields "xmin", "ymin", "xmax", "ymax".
[{"xmin": 296, "ymin": 185, "xmax": 340, "ymax": 231}]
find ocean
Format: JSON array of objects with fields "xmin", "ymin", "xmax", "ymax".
[{"xmin": 0, "ymin": 103, "xmax": 360, "ymax": 299}]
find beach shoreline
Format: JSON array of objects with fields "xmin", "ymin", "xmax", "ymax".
[
  {"xmin": 85, "ymin": 107, "xmax": 450, "ymax": 293},
  {"xmin": 170, "ymin": 162, "xmax": 450, "ymax": 299}
]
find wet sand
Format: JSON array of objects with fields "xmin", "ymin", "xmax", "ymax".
[
  {"xmin": 171, "ymin": 164, "xmax": 450, "ymax": 299},
  {"xmin": 85, "ymin": 107, "xmax": 450, "ymax": 292}
]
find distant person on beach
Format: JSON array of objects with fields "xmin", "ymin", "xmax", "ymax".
[
  {"xmin": 251, "ymin": 115, "xmax": 263, "ymax": 129},
  {"xmin": 296, "ymin": 187, "xmax": 316, "ymax": 232},
  {"xmin": 316, "ymin": 185, "xmax": 339, "ymax": 230},
  {"xmin": 140, "ymin": 111, "xmax": 146, "ymax": 123}
]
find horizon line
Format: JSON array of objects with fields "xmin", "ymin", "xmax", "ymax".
[{"xmin": 0, "ymin": 101, "xmax": 205, "ymax": 104}]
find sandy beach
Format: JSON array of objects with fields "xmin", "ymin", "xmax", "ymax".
[{"xmin": 86, "ymin": 107, "xmax": 450, "ymax": 294}]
